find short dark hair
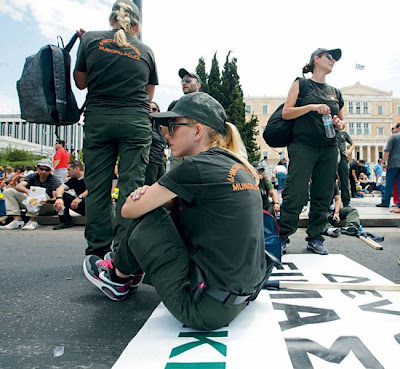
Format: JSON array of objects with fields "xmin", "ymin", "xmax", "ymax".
[
  {"xmin": 396, "ymin": 122, "xmax": 400, "ymax": 129},
  {"xmin": 56, "ymin": 140, "xmax": 65, "ymax": 147},
  {"xmin": 25, "ymin": 165, "xmax": 32, "ymax": 170},
  {"xmin": 358, "ymin": 159, "xmax": 365, "ymax": 164},
  {"xmin": 67, "ymin": 160, "xmax": 84, "ymax": 171}
]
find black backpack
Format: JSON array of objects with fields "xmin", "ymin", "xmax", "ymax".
[
  {"xmin": 16, "ymin": 34, "xmax": 83, "ymax": 130},
  {"xmin": 263, "ymin": 78, "xmax": 309, "ymax": 148}
]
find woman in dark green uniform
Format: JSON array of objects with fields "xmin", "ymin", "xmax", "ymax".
[
  {"xmin": 83, "ymin": 92, "xmax": 269, "ymax": 331},
  {"xmin": 279, "ymin": 48, "xmax": 346, "ymax": 255},
  {"xmin": 74, "ymin": 0, "xmax": 158, "ymax": 258}
]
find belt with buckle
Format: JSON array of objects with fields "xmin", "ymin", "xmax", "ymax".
[{"xmin": 204, "ymin": 285, "xmax": 252, "ymax": 305}]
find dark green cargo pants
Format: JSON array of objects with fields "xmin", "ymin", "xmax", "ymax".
[
  {"xmin": 322, "ymin": 206, "xmax": 360, "ymax": 233},
  {"xmin": 338, "ymin": 154, "xmax": 351, "ymax": 207},
  {"xmin": 279, "ymin": 142, "xmax": 338, "ymax": 241},
  {"xmin": 83, "ymin": 114, "xmax": 151, "ymax": 257},
  {"xmin": 114, "ymin": 207, "xmax": 247, "ymax": 331}
]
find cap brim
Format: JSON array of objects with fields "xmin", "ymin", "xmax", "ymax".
[
  {"xmin": 150, "ymin": 111, "xmax": 184, "ymax": 125},
  {"xmin": 328, "ymin": 49, "xmax": 342, "ymax": 61}
]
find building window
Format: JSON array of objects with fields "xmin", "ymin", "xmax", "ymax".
[
  {"xmin": 377, "ymin": 127, "xmax": 384, "ymax": 135},
  {"xmin": 348, "ymin": 102, "xmax": 353, "ymax": 114},
  {"xmin": 49, "ymin": 126, "xmax": 54, "ymax": 147},
  {"xmin": 363, "ymin": 123, "xmax": 370, "ymax": 135},
  {"xmin": 28, "ymin": 123, "xmax": 33, "ymax": 142},
  {"xmin": 262, "ymin": 105, "xmax": 268, "ymax": 115},
  {"xmin": 377, "ymin": 105, "xmax": 383, "ymax": 115},
  {"xmin": 21, "ymin": 123, "xmax": 26, "ymax": 140},
  {"xmin": 355, "ymin": 102, "xmax": 361, "ymax": 114},
  {"xmin": 348, "ymin": 123, "xmax": 354, "ymax": 135},
  {"xmin": 35, "ymin": 124, "xmax": 40, "ymax": 144},
  {"xmin": 7, "ymin": 122, "xmax": 13, "ymax": 136},
  {"xmin": 14, "ymin": 123, "xmax": 19, "ymax": 139},
  {"xmin": 356, "ymin": 123, "xmax": 362, "ymax": 135},
  {"xmin": 0, "ymin": 122, "xmax": 5, "ymax": 135},
  {"xmin": 363, "ymin": 102, "xmax": 369, "ymax": 114},
  {"xmin": 397, "ymin": 105, "xmax": 400, "ymax": 115},
  {"xmin": 245, "ymin": 105, "xmax": 252, "ymax": 114}
]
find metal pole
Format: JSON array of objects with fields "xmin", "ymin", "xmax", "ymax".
[{"xmin": 132, "ymin": 0, "xmax": 142, "ymax": 40}]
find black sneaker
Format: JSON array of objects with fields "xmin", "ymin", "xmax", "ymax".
[
  {"xmin": 375, "ymin": 203, "xmax": 389, "ymax": 208},
  {"xmin": 53, "ymin": 222, "xmax": 74, "ymax": 230},
  {"xmin": 323, "ymin": 228, "xmax": 341, "ymax": 238},
  {"xmin": 83, "ymin": 256, "xmax": 143, "ymax": 301},
  {"xmin": 281, "ymin": 238, "xmax": 289, "ymax": 254},
  {"xmin": 341, "ymin": 226, "xmax": 359, "ymax": 236},
  {"xmin": 307, "ymin": 238, "xmax": 329, "ymax": 255}
]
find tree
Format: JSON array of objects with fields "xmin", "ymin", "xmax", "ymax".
[
  {"xmin": 195, "ymin": 57, "xmax": 208, "ymax": 94},
  {"xmin": 195, "ymin": 52, "xmax": 260, "ymax": 162}
]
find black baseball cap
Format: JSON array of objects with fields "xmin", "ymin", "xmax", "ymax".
[
  {"xmin": 309, "ymin": 48, "xmax": 342, "ymax": 68},
  {"xmin": 151, "ymin": 92, "xmax": 226, "ymax": 135},
  {"xmin": 178, "ymin": 68, "xmax": 201, "ymax": 84}
]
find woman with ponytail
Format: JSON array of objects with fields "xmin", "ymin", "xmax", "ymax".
[
  {"xmin": 84, "ymin": 92, "xmax": 269, "ymax": 330},
  {"xmin": 279, "ymin": 48, "xmax": 345, "ymax": 255},
  {"xmin": 74, "ymin": 0, "xmax": 158, "ymax": 258}
]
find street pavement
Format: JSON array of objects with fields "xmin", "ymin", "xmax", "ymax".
[{"xmin": 1, "ymin": 197, "xmax": 399, "ymax": 369}]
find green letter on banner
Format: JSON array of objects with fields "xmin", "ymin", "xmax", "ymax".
[{"xmin": 165, "ymin": 363, "xmax": 225, "ymax": 369}]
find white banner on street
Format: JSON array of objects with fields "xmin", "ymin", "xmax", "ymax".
[{"xmin": 113, "ymin": 254, "xmax": 400, "ymax": 369}]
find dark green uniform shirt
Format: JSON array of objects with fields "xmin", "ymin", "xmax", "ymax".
[
  {"xmin": 259, "ymin": 178, "xmax": 274, "ymax": 211},
  {"xmin": 75, "ymin": 30, "xmax": 158, "ymax": 116},
  {"xmin": 158, "ymin": 148, "xmax": 266, "ymax": 295},
  {"xmin": 293, "ymin": 79, "xmax": 344, "ymax": 147},
  {"xmin": 149, "ymin": 122, "xmax": 166, "ymax": 165}
]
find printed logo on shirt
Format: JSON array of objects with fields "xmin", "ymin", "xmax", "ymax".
[
  {"xmin": 227, "ymin": 163, "xmax": 259, "ymax": 192},
  {"xmin": 327, "ymin": 94, "xmax": 339, "ymax": 102},
  {"xmin": 98, "ymin": 39, "xmax": 141, "ymax": 60}
]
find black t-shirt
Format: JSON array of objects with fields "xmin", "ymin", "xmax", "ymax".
[
  {"xmin": 158, "ymin": 148, "xmax": 266, "ymax": 295},
  {"xmin": 75, "ymin": 30, "xmax": 158, "ymax": 116},
  {"xmin": 337, "ymin": 131, "xmax": 353, "ymax": 155},
  {"xmin": 25, "ymin": 173, "xmax": 61, "ymax": 197},
  {"xmin": 64, "ymin": 177, "xmax": 86, "ymax": 196},
  {"xmin": 293, "ymin": 79, "xmax": 344, "ymax": 147},
  {"xmin": 349, "ymin": 161, "xmax": 360, "ymax": 178}
]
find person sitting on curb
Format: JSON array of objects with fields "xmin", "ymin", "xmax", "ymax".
[
  {"xmin": 83, "ymin": 92, "xmax": 276, "ymax": 331},
  {"xmin": 54, "ymin": 160, "xmax": 87, "ymax": 230},
  {"xmin": 322, "ymin": 183, "xmax": 361, "ymax": 238},
  {"xmin": 0, "ymin": 159, "xmax": 60, "ymax": 230},
  {"xmin": 252, "ymin": 161, "xmax": 280, "ymax": 216}
]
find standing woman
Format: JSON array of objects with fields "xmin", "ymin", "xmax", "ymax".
[
  {"xmin": 74, "ymin": 0, "xmax": 158, "ymax": 258},
  {"xmin": 83, "ymin": 93, "xmax": 269, "ymax": 330},
  {"xmin": 279, "ymin": 48, "xmax": 345, "ymax": 255}
]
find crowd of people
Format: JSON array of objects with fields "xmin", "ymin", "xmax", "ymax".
[{"xmin": 1, "ymin": 0, "xmax": 399, "ymax": 331}]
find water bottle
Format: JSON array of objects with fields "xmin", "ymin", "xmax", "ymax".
[
  {"xmin": 166, "ymin": 159, "xmax": 171, "ymax": 172},
  {"xmin": 322, "ymin": 113, "xmax": 336, "ymax": 139}
]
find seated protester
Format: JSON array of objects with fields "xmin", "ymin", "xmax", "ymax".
[
  {"xmin": 23, "ymin": 165, "xmax": 34, "ymax": 179},
  {"xmin": 376, "ymin": 170, "xmax": 386, "ymax": 197},
  {"xmin": 83, "ymin": 93, "xmax": 271, "ymax": 331},
  {"xmin": 252, "ymin": 161, "xmax": 280, "ymax": 216},
  {"xmin": 54, "ymin": 161, "xmax": 87, "ymax": 230},
  {"xmin": 144, "ymin": 101, "xmax": 167, "ymax": 185},
  {"xmin": 0, "ymin": 159, "xmax": 60, "ymax": 230},
  {"xmin": 322, "ymin": 183, "xmax": 361, "ymax": 238},
  {"xmin": 358, "ymin": 172, "xmax": 373, "ymax": 193},
  {"xmin": 6, "ymin": 166, "xmax": 24, "ymax": 188}
]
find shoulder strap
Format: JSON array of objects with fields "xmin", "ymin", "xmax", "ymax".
[
  {"xmin": 49, "ymin": 45, "xmax": 67, "ymax": 122},
  {"xmin": 298, "ymin": 77, "xmax": 310, "ymax": 99}
]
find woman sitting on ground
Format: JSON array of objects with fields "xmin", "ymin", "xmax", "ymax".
[{"xmin": 83, "ymin": 92, "xmax": 272, "ymax": 331}]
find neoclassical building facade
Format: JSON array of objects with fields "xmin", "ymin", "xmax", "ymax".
[{"xmin": 245, "ymin": 82, "xmax": 400, "ymax": 170}]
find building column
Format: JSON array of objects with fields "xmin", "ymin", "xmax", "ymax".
[
  {"xmin": 367, "ymin": 145, "xmax": 371, "ymax": 163},
  {"xmin": 359, "ymin": 145, "xmax": 364, "ymax": 160},
  {"xmin": 374, "ymin": 146, "xmax": 378, "ymax": 164}
]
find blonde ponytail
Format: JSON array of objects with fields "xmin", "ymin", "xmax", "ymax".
[{"xmin": 203, "ymin": 121, "xmax": 259, "ymax": 182}]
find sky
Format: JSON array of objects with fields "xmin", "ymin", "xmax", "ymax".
[{"xmin": 1, "ymin": 0, "xmax": 400, "ymax": 114}]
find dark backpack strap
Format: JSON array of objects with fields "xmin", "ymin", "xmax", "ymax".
[
  {"xmin": 49, "ymin": 45, "xmax": 67, "ymax": 123},
  {"xmin": 298, "ymin": 77, "xmax": 310, "ymax": 100}
]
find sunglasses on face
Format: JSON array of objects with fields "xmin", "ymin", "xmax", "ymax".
[
  {"xmin": 319, "ymin": 53, "xmax": 335, "ymax": 61},
  {"xmin": 167, "ymin": 119, "xmax": 195, "ymax": 136},
  {"xmin": 151, "ymin": 107, "xmax": 159, "ymax": 112},
  {"xmin": 38, "ymin": 167, "xmax": 50, "ymax": 172},
  {"xmin": 181, "ymin": 78, "xmax": 195, "ymax": 84}
]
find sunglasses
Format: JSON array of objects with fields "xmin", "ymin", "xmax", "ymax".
[
  {"xmin": 181, "ymin": 78, "xmax": 195, "ymax": 84},
  {"xmin": 151, "ymin": 107, "xmax": 159, "ymax": 112},
  {"xmin": 320, "ymin": 53, "xmax": 335, "ymax": 61},
  {"xmin": 38, "ymin": 167, "xmax": 51, "ymax": 172},
  {"xmin": 167, "ymin": 119, "xmax": 195, "ymax": 136}
]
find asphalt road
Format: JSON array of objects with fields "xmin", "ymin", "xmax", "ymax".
[{"xmin": 1, "ymin": 225, "xmax": 399, "ymax": 369}]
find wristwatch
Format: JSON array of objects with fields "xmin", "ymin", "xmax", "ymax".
[{"xmin": 78, "ymin": 195, "xmax": 84, "ymax": 200}]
